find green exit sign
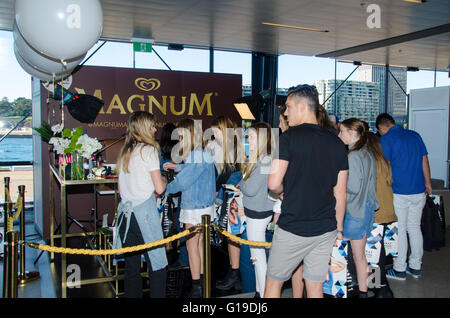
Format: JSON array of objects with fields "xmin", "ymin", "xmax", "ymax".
[{"xmin": 133, "ymin": 42, "xmax": 153, "ymax": 52}]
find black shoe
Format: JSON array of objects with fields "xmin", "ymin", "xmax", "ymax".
[
  {"xmin": 374, "ymin": 285, "xmax": 394, "ymax": 298},
  {"xmin": 216, "ymin": 268, "xmax": 242, "ymax": 291},
  {"xmin": 254, "ymin": 292, "xmax": 261, "ymax": 298},
  {"xmin": 189, "ymin": 281, "xmax": 202, "ymax": 298},
  {"xmin": 359, "ymin": 291, "xmax": 368, "ymax": 298}
]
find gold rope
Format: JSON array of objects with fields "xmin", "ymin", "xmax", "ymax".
[
  {"xmin": 23, "ymin": 227, "xmax": 197, "ymax": 256},
  {"xmin": 5, "ymin": 187, "xmax": 11, "ymax": 202},
  {"xmin": 212, "ymin": 223, "xmax": 272, "ymax": 247},
  {"xmin": 7, "ymin": 195, "xmax": 23, "ymax": 232},
  {"xmin": 22, "ymin": 222, "xmax": 273, "ymax": 256}
]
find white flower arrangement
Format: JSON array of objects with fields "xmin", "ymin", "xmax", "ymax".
[
  {"xmin": 51, "ymin": 123, "xmax": 64, "ymax": 134},
  {"xmin": 47, "ymin": 125, "xmax": 102, "ymax": 159},
  {"xmin": 77, "ymin": 134, "xmax": 103, "ymax": 159}
]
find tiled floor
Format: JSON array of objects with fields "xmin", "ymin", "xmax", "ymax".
[{"xmin": 2, "ymin": 212, "xmax": 450, "ymax": 298}]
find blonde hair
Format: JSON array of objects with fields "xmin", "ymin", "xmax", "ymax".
[
  {"xmin": 211, "ymin": 116, "xmax": 246, "ymax": 173},
  {"xmin": 117, "ymin": 111, "xmax": 159, "ymax": 174},
  {"xmin": 173, "ymin": 118, "xmax": 203, "ymax": 162},
  {"xmin": 241, "ymin": 122, "xmax": 275, "ymax": 181}
]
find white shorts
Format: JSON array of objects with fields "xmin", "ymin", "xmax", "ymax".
[{"xmin": 179, "ymin": 205, "xmax": 215, "ymax": 226}]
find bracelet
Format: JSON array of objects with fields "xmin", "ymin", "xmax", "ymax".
[{"xmin": 337, "ymin": 230, "xmax": 343, "ymax": 233}]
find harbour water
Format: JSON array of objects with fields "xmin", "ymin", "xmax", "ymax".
[
  {"xmin": 0, "ymin": 136, "xmax": 33, "ymax": 162},
  {"xmin": 0, "ymin": 136, "xmax": 34, "ymax": 202}
]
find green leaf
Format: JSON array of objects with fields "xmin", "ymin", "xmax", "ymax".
[
  {"xmin": 32, "ymin": 120, "xmax": 53, "ymax": 142},
  {"xmin": 72, "ymin": 126, "xmax": 83, "ymax": 138},
  {"xmin": 62, "ymin": 128, "xmax": 72, "ymax": 138}
]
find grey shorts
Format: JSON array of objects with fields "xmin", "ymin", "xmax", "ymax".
[{"xmin": 267, "ymin": 226, "xmax": 337, "ymax": 283}]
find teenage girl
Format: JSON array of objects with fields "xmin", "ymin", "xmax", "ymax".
[
  {"xmin": 240, "ymin": 122, "xmax": 276, "ymax": 298},
  {"xmin": 163, "ymin": 118, "xmax": 216, "ymax": 298},
  {"xmin": 115, "ymin": 111, "xmax": 167, "ymax": 298},
  {"xmin": 209, "ymin": 116, "xmax": 246, "ymax": 291},
  {"xmin": 338, "ymin": 118, "xmax": 379, "ymax": 298}
]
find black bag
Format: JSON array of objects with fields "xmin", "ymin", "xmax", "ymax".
[
  {"xmin": 161, "ymin": 195, "xmax": 177, "ymax": 238},
  {"xmin": 421, "ymin": 195, "xmax": 446, "ymax": 251}
]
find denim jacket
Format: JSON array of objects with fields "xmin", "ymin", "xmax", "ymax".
[
  {"xmin": 166, "ymin": 148, "xmax": 216, "ymax": 209},
  {"xmin": 112, "ymin": 194, "xmax": 168, "ymax": 271}
]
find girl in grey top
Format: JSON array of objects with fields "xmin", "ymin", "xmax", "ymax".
[
  {"xmin": 339, "ymin": 118, "xmax": 379, "ymax": 298},
  {"xmin": 240, "ymin": 122, "xmax": 276, "ymax": 298}
]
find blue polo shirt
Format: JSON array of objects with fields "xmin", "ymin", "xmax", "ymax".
[{"xmin": 380, "ymin": 125, "xmax": 428, "ymax": 195}]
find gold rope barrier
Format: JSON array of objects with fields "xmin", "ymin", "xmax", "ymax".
[
  {"xmin": 23, "ymin": 227, "xmax": 198, "ymax": 256},
  {"xmin": 22, "ymin": 222, "xmax": 271, "ymax": 256},
  {"xmin": 7, "ymin": 194, "xmax": 23, "ymax": 232},
  {"xmin": 212, "ymin": 223, "xmax": 272, "ymax": 247}
]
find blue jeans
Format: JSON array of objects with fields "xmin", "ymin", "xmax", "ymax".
[{"xmin": 343, "ymin": 199, "xmax": 375, "ymax": 240}]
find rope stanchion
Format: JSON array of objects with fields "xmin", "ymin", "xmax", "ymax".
[
  {"xmin": 23, "ymin": 226, "xmax": 199, "ymax": 256},
  {"xmin": 211, "ymin": 223, "xmax": 272, "ymax": 247},
  {"xmin": 18, "ymin": 185, "xmax": 40, "ymax": 285},
  {"xmin": 2, "ymin": 231, "xmax": 19, "ymax": 298}
]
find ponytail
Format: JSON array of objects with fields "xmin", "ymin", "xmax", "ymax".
[{"xmin": 340, "ymin": 118, "xmax": 368, "ymax": 154}]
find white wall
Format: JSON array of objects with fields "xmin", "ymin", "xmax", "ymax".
[{"xmin": 409, "ymin": 86, "xmax": 450, "ymax": 187}]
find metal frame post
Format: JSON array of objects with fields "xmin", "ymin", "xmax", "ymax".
[
  {"xmin": 3, "ymin": 229, "xmax": 19, "ymax": 298},
  {"xmin": 18, "ymin": 185, "xmax": 40, "ymax": 285},
  {"xmin": 202, "ymin": 215, "xmax": 211, "ymax": 298}
]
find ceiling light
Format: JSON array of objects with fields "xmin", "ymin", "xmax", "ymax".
[
  {"xmin": 168, "ymin": 44, "xmax": 184, "ymax": 51},
  {"xmin": 402, "ymin": 0, "xmax": 426, "ymax": 3},
  {"xmin": 262, "ymin": 22, "xmax": 329, "ymax": 33},
  {"xmin": 407, "ymin": 66, "xmax": 420, "ymax": 72},
  {"xmin": 131, "ymin": 37, "xmax": 155, "ymax": 44}
]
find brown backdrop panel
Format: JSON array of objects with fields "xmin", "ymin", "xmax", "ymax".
[{"xmin": 40, "ymin": 66, "xmax": 242, "ymax": 239}]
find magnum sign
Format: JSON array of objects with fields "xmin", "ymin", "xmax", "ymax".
[{"xmin": 48, "ymin": 66, "xmax": 242, "ymax": 140}]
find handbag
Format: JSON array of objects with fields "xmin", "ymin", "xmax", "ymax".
[{"xmin": 421, "ymin": 195, "xmax": 446, "ymax": 251}]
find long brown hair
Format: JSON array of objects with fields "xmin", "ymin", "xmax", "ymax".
[
  {"xmin": 117, "ymin": 111, "xmax": 159, "ymax": 174},
  {"xmin": 241, "ymin": 122, "xmax": 275, "ymax": 181},
  {"xmin": 340, "ymin": 118, "xmax": 368, "ymax": 154},
  {"xmin": 211, "ymin": 116, "xmax": 246, "ymax": 173},
  {"xmin": 317, "ymin": 105, "xmax": 335, "ymax": 131},
  {"xmin": 367, "ymin": 132, "xmax": 391, "ymax": 182}
]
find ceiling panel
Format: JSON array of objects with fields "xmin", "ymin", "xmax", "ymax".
[{"xmin": 0, "ymin": 0, "xmax": 448, "ymax": 70}]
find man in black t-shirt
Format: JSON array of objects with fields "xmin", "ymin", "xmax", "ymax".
[{"xmin": 265, "ymin": 85, "xmax": 348, "ymax": 298}]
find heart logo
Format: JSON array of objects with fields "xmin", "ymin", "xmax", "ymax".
[{"xmin": 135, "ymin": 78, "xmax": 161, "ymax": 91}]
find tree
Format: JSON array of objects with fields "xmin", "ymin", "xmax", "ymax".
[
  {"xmin": 11, "ymin": 97, "xmax": 32, "ymax": 117},
  {"xmin": 0, "ymin": 97, "xmax": 12, "ymax": 116}
]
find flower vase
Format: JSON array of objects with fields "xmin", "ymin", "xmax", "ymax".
[{"xmin": 71, "ymin": 152, "xmax": 84, "ymax": 180}]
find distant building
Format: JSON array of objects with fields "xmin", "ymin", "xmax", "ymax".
[
  {"xmin": 242, "ymin": 85, "xmax": 289, "ymax": 97},
  {"xmin": 315, "ymin": 79, "xmax": 380, "ymax": 131},
  {"xmin": 358, "ymin": 65, "xmax": 407, "ymax": 126}
]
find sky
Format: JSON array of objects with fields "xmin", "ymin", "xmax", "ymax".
[{"xmin": 1, "ymin": 29, "xmax": 449, "ymax": 101}]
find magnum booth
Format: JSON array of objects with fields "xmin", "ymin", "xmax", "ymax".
[{"xmin": 32, "ymin": 65, "xmax": 242, "ymax": 240}]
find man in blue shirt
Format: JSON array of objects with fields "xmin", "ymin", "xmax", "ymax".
[{"xmin": 376, "ymin": 113, "xmax": 432, "ymax": 281}]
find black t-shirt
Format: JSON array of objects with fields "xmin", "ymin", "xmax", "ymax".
[{"xmin": 277, "ymin": 123, "xmax": 348, "ymax": 237}]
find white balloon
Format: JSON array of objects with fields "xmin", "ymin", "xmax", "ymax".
[
  {"xmin": 15, "ymin": 0, "xmax": 103, "ymax": 60},
  {"xmin": 14, "ymin": 44, "xmax": 72, "ymax": 82},
  {"xmin": 13, "ymin": 23, "xmax": 85, "ymax": 76}
]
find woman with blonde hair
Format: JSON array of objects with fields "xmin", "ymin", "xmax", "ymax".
[
  {"xmin": 114, "ymin": 111, "xmax": 168, "ymax": 298},
  {"xmin": 209, "ymin": 116, "xmax": 246, "ymax": 292},
  {"xmin": 338, "ymin": 118, "xmax": 379, "ymax": 298},
  {"xmin": 163, "ymin": 118, "xmax": 216, "ymax": 297},
  {"xmin": 240, "ymin": 122, "xmax": 276, "ymax": 298}
]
